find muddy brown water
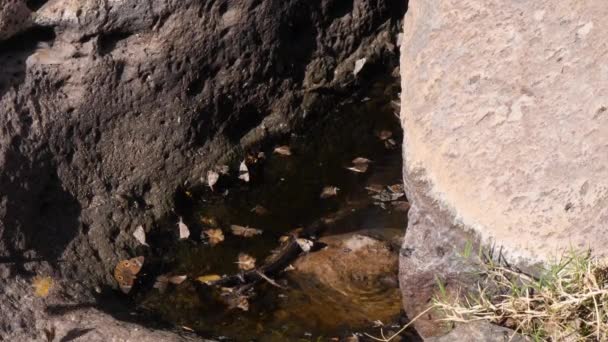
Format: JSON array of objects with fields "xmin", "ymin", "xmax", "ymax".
[{"xmin": 132, "ymin": 79, "xmax": 413, "ymax": 341}]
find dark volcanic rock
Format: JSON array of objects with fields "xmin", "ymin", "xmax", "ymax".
[{"xmin": 0, "ymin": 0, "xmax": 405, "ymax": 339}]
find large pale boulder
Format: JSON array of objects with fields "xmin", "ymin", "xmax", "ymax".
[{"xmin": 399, "ymin": 0, "xmax": 608, "ymax": 337}]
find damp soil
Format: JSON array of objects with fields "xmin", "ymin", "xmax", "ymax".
[{"xmin": 128, "ymin": 78, "xmax": 413, "ymax": 341}]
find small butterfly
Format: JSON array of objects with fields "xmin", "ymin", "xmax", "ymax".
[{"xmin": 113, "ymin": 256, "xmax": 144, "ymax": 294}]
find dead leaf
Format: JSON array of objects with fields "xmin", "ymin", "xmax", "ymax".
[
  {"xmin": 352, "ymin": 157, "xmax": 372, "ymax": 165},
  {"xmin": 154, "ymin": 274, "xmax": 187, "ymax": 292},
  {"xmin": 250, "ymin": 205, "xmax": 269, "ymax": 216},
  {"xmin": 377, "ymin": 130, "xmax": 393, "ymax": 141},
  {"xmin": 236, "ymin": 295, "xmax": 249, "ymax": 311},
  {"xmin": 181, "ymin": 326, "xmax": 194, "ymax": 332},
  {"xmin": 273, "ymin": 145, "xmax": 292, "ymax": 156},
  {"xmin": 132, "ymin": 225, "xmax": 149, "ymax": 247},
  {"xmin": 284, "ymin": 264, "xmax": 295, "ymax": 272},
  {"xmin": 353, "ymin": 57, "xmax": 366, "ymax": 76},
  {"xmin": 153, "ymin": 275, "xmax": 169, "ymax": 293},
  {"xmin": 32, "ymin": 276, "xmax": 53, "ymax": 298},
  {"xmin": 384, "ymin": 138, "xmax": 397, "ymax": 149},
  {"xmin": 207, "ymin": 170, "xmax": 219, "ymax": 191},
  {"xmin": 296, "ymin": 238, "xmax": 313, "ymax": 253},
  {"xmin": 203, "ymin": 228, "xmax": 224, "ymax": 246},
  {"xmin": 231, "ymin": 225, "xmax": 262, "ymax": 237},
  {"xmin": 320, "ymin": 186, "xmax": 339, "ymax": 199},
  {"xmin": 237, "ymin": 253, "xmax": 256, "ymax": 271},
  {"xmin": 169, "ymin": 275, "xmax": 187, "ymax": 284},
  {"xmin": 346, "ymin": 164, "xmax": 369, "ymax": 173},
  {"xmin": 200, "ymin": 216, "xmax": 218, "ymax": 226},
  {"xmin": 216, "ymin": 164, "xmax": 230, "ymax": 175},
  {"xmin": 365, "ymin": 184, "xmax": 384, "ymax": 193},
  {"xmin": 197, "ymin": 274, "xmax": 222, "ymax": 284},
  {"xmin": 178, "ymin": 217, "xmax": 190, "ymax": 239},
  {"xmin": 238, "ymin": 160, "xmax": 250, "ymax": 182},
  {"xmin": 388, "ymin": 184, "xmax": 404, "ymax": 194},
  {"xmin": 278, "ymin": 235, "xmax": 290, "ymax": 244}
]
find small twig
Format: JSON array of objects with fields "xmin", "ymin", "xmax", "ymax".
[
  {"xmin": 255, "ymin": 270, "xmax": 286, "ymax": 289},
  {"xmin": 364, "ymin": 306, "xmax": 434, "ymax": 342}
]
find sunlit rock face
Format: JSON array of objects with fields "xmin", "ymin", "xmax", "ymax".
[
  {"xmin": 399, "ymin": 0, "xmax": 608, "ymax": 337},
  {"xmin": 0, "ymin": 0, "xmax": 405, "ymax": 340}
]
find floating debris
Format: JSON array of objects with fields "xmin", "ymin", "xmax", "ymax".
[
  {"xmin": 238, "ymin": 160, "xmax": 250, "ymax": 182},
  {"xmin": 216, "ymin": 164, "xmax": 230, "ymax": 175},
  {"xmin": 231, "ymin": 225, "xmax": 262, "ymax": 237},
  {"xmin": 384, "ymin": 138, "xmax": 397, "ymax": 149},
  {"xmin": 273, "ymin": 145, "xmax": 292, "ymax": 156},
  {"xmin": 250, "ymin": 205, "xmax": 269, "ymax": 216},
  {"xmin": 296, "ymin": 238, "xmax": 314, "ymax": 253},
  {"xmin": 178, "ymin": 217, "xmax": 190, "ymax": 239},
  {"xmin": 388, "ymin": 184, "xmax": 404, "ymax": 194},
  {"xmin": 320, "ymin": 186, "xmax": 339, "ymax": 199},
  {"xmin": 203, "ymin": 228, "xmax": 225, "ymax": 246},
  {"xmin": 207, "ymin": 170, "xmax": 220, "ymax": 191},
  {"xmin": 352, "ymin": 157, "xmax": 372, "ymax": 165},
  {"xmin": 200, "ymin": 216, "xmax": 218, "ymax": 226},
  {"xmin": 353, "ymin": 57, "xmax": 367, "ymax": 76},
  {"xmin": 154, "ymin": 274, "xmax": 187, "ymax": 293},
  {"xmin": 197, "ymin": 274, "xmax": 222, "ymax": 284},
  {"xmin": 365, "ymin": 184, "xmax": 384, "ymax": 193},
  {"xmin": 237, "ymin": 253, "xmax": 256, "ymax": 271},
  {"xmin": 346, "ymin": 163, "xmax": 369, "ymax": 173},
  {"xmin": 132, "ymin": 225, "xmax": 149, "ymax": 247},
  {"xmin": 377, "ymin": 130, "xmax": 393, "ymax": 141}
]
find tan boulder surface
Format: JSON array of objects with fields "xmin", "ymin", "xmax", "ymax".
[
  {"xmin": 401, "ymin": 0, "xmax": 608, "ymax": 264},
  {"xmin": 399, "ymin": 0, "xmax": 608, "ymax": 336}
]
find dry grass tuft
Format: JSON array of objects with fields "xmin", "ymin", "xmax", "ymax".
[{"xmin": 434, "ymin": 249, "xmax": 608, "ymax": 341}]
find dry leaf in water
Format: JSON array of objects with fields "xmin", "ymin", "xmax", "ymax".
[
  {"xmin": 384, "ymin": 138, "xmax": 397, "ymax": 149},
  {"xmin": 320, "ymin": 186, "xmax": 339, "ymax": 199},
  {"xmin": 238, "ymin": 161, "xmax": 250, "ymax": 182},
  {"xmin": 200, "ymin": 216, "xmax": 218, "ymax": 226},
  {"xmin": 377, "ymin": 130, "xmax": 393, "ymax": 141},
  {"xmin": 365, "ymin": 184, "xmax": 384, "ymax": 193},
  {"xmin": 346, "ymin": 164, "xmax": 369, "ymax": 173},
  {"xmin": 352, "ymin": 157, "xmax": 371, "ymax": 165},
  {"xmin": 273, "ymin": 145, "xmax": 292, "ymax": 156},
  {"xmin": 237, "ymin": 253, "xmax": 256, "ymax": 271},
  {"xmin": 296, "ymin": 238, "xmax": 314, "ymax": 253},
  {"xmin": 203, "ymin": 228, "xmax": 224, "ymax": 246},
  {"xmin": 250, "ymin": 205, "xmax": 269, "ymax": 216},
  {"xmin": 178, "ymin": 217, "xmax": 190, "ymax": 239},
  {"xmin": 197, "ymin": 274, "xmax": 222, "ymax": 284},
  {"xmin": 231, "ymin": 225, "xmax": 262, "ymax": 237},
  {"xmin": 133, "ymin": 225, "xmax": 149, "ymax": 247},
  {"xmin": 216, "ymin": 164, "xmax": 230, "ymax": 175},
  {"xmin": 207, "ymin": 170, "xmax": 220, "ymax": 191},
  {"xmin": 153, "ymin": 275, "xmax": 170, "ymax": 292},
  {"xmin": 388, "ymin": 184, "xmax": 404, "ymax": 194},
  {"xmin": 32, "ymin": 276, "xmax": 53, "ymax": 298},
  {"xmin": 169, "ymin": 275, "xmax": 187, "ymax": 285}
]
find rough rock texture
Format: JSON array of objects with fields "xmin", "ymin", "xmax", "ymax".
[
  {"xmin": 399, "ymin": 0, "xmax": 608, "ymax": 337},
  {"xmin": 425, "ymin": 322, "xmax": 528, "ymax": 342},
  {"xmin": 0, "ymin": 0, "xmax": 31, "ymax": 40},
  {"xmin": 0, "ymin": 0, "xmax": 405, "ymax": 339}
]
